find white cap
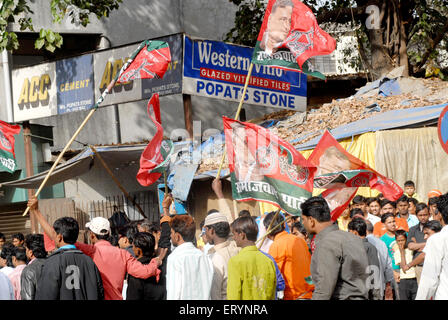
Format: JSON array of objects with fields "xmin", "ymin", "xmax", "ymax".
[{"xmin": 85, "ymin": 217, "xmax": 110, "ymax": 235}]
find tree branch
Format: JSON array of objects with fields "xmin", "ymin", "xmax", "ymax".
[{"xmin": 414, "ymin": 18, "xmax": 448, "ymax": 72}]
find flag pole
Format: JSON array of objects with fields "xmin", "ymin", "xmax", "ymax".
[
  {"xmin": 89, "ymin": 145, "xmax": 147, "ymax": 218},
  {"xmin": 256, "ymin": 214, "xmax": 294, "ymax": 247},
  {"xmin": 257, "ymin": 208, "xmax": 281, "ymax": 249},
  {"xmin": 215, "ymin": 63, "xmax": 254, "ymax": 179},
  {"xmin": 23, "ymin": 41, "xmax": 147, "ymax": 216}
]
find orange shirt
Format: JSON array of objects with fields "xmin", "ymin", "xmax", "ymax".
[
  {"xmin": 268, "ymin": 231, "xmax": 314, "ymax": 300},
  {"xmin": 373, "ymin": 217, "xmax": 409, "ymax": 237}
]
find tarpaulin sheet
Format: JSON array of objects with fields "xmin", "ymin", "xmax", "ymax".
[
  {"xmin": 375, "ymin": 127, "xmax": 448, "ymax": 203},
  {"xmin": 295, "ymin": 103, "xmax": 448, "ymax": 151}
]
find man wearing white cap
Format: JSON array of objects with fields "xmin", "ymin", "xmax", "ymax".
[
  {"xmin": 28, "ymin": 196, "xmax": 162, "ymax": 300},
  {"xmin": 204, "ymin": 211, "xmax": 240, "ymax": 300}
]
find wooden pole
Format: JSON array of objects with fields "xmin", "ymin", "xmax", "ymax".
[
  {"xmin": 215, "ymin": 63, "xmax": 254, "ymax": 179},
  {"xmin": 22, "ymin": 122, "xmax": 37, "ymax": 232},
  {"xmin": 23, "ymin": 41, "xmax": 148, "ymax": 216},
  {"xmin": 183, "ymin": 94, "xmax": 193, "ymax": 140},
  {"xmin": 89, "ymin": 145, "xmax": 147, "ymax": 218}
]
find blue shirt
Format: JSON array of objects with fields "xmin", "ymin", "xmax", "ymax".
[
  {"xmin": 402, "ymin": 214, "xmax": 419, "ymax": 229},
  {"xmin": 261, "ymin": 251, "xmax": 285, "ymax": 299},
  {"xmin": 380, "ymin": 233, "xmax": 399, "ymax": 270}
]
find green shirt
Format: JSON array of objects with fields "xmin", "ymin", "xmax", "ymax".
[
  {"xmin": 227, "ymin": 245, "xmax": 276, "ymax": 300},
  {"xmin": 380, "ymin": 233, "xmax": 399, "ymax": 270}
]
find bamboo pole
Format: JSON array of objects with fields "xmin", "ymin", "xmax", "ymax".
[
  {"xmin": 257, "ymin": 208, "xmax": 281, "ymax": 249},
  {"xmin": 215, "ymin": 63, "xmax": 254, "ymax": 179},
  {"xmin": 23, "ymin": 41, "xmax": 147, "ymax": 216},
  {"xmin": 89, "ymin": 145, "xmax": 146, "ymax": 218},
  {"xmin": 256, "ymin": 213, "xmax": 293, "ymax": 247}
]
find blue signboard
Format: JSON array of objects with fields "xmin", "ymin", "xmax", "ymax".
[
  {"xmin": 56, "ymin": 54, "xmax": 95, "ymax": 114},
  {"xmin": 183, "ymin": 36, "xmax": 307, "ymax": 111},
  {"xmin": 438, "ymin": 104, "xmax": 448, "ymax": 155}
]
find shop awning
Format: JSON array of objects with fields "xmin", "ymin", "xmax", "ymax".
[{"xmin": 0, "ymin": 144, "xmax": 146, "ymax": 189}]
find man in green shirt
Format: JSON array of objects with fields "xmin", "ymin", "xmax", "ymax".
[{"xmin": 227, "ymin": 216, "xmax": 276, "ymax": 300}]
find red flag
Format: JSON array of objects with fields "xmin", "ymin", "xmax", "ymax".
[
  {"xmin": 224, "ymin": 117, "xmax": 316, "ymax": 215},
  {"xmin": 117, "ymin": 41, "xmax": 171, "ymax": 84},
  {"xmin": 136, "ymin": 94, "xmax": 173, "ymax": 187},
  {"xmin": 308, "ymin": 130, "xmax": 403, "ymax": 220},
  {"xmin": 253, "ymin": 0, "xmax": 336, "ymax": 70}
]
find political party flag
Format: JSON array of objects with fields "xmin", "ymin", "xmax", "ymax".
[
  {"xmin": 224, "ymin": 116, "xmax": 316, "ymax": 216},
  {"xmin": 117, "ymin": 40, "xmax": 171, "ymax": 84},
  {"xmin": 251, "ymin": 0, "xmax": 336, "ymax": 80},
  {"xmin": 136, "ymin": 94, "xmax": 174, "ymax": 187},
  {"xmin": 308, "ymin": 130, "xmax": 403, "ymax": 220},
  {"xmin": 0, "ymin": 120, "xmax": 21, "ymax": 173}
]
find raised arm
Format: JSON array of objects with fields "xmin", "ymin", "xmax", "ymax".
[
  {"xmin": 212, "ymin": 178, "xmax": 235, "ymax": 223},
  {"xmin": 27, "ymin": 196, "xmax": 57, "ymax": 241}
]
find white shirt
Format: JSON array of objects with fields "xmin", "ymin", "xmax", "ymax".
[
  {"xmin": 0, "ymin": 271, "xmax": 14, "ymax": 300},
  {"xmin": 166, "ymin": 242, "xmax": 214, "ymax": 300},
  {"xmin": 367, "ymin": 214, "xmax": 381, "ymax": 226},
  {"xmin": 416, "ymin": 226, "xmax": 448, "ymax": 300},
  {"xmin": 0, "ymin": 266, "xmax": 14, "ymax": 277},
  {"xmin": 366, "ymin": 234, "xmax": 395, "ymax": 298}
]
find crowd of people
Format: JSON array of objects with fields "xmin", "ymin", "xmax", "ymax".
[{"xmin": 0, "ymin": 178, "xmax": 447, "ymax": 300}]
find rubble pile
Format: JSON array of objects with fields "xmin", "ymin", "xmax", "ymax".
[{"xmin": 197, "ymin": 76, "xmax": 448, "ymax": 173}]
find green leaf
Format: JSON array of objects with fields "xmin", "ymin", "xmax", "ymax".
[
  {"xmin": 35, "ymin": 38, "xmax": 45, "ymax": 49},
  {"xmin": 45, "ymin": 43, "xmax": 56, "ymax": 52},
  {"xmin": 46, "ymin": 30, "xmax": 55, "ymax": 43},
  {"xmin": 39, "ymin": 29, "xmax": 47, "ymax": 38}
]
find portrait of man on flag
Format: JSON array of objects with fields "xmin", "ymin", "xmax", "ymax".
[{"xmin": 260, "ymin": 0, "xmax": 294, "ymax": 55}]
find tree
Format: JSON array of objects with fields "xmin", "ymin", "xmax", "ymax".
[
  {"xmin": 225, "ymin": 0, "xmax": 448, "ymax": 80},
  {"xmin": 0, "ymin": 0, "xmax": 122, "ymax": 53}
]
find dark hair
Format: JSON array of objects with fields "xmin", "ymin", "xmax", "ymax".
[
  {"xmin": 0, "ymin": 242, "xmax": 14, "ymax": 267},
  {"xmin": 380, "ymin": 199, "xmax": 396, "ymax": 209},
  {"xmin": 365, "ymin": 220, "xmax": 374, "ymax": 233},
  {"xmin": 423, "ymin": 220, "xmax": 442, "ymax": 233},
  {"xmin": 263, "ymin": 211, "xmax": 285, "ymax": 237},
  {"xmin": 350, "ymin": 208, "xmax": 364, "ymax": 219},
  {"xmin": 397, "ymin": 195, "xmax": 409, "ymax": 204},
  {"xmin": 170, "ymin": 215, "xmax": 196, "ymax": 242},
  {"xmin": 117, "ymin": 223, "xmax": 139, "ymax": 244},
  {"xmin": 436, "ymin": 193, "xmax": 448, "ymax": 225},
  {"xmin": 12, "ymin": 246, "xmax": 27, "ymax": 263},
  {"xmin": 395, "ymin": 229, "xmax": 407, "ymax": 239},
  {"xmin": 292, "ymin": 222, "xmax": 307, "ymax": 237},
  {"xmin": 207, "ymin": 209, "xmax": 219, "ymax": 215},
  {"xmin": 0, "ymin": 232, "xmax": 5, "ymax": 241},
  {"xmin": 381, "ymin": 212, "xmax": 395, "ymax": 224},
  {"xmin": 53, "ymin": 217, "xmax": 79, "ymax": 244},
  {"xmin": 146, "ymin": 222, "xmax": 161, "ymax": 234},
  {"xmin": 429, "ymin": 197, "xmax": 440, "ymax": 206},
  {"xmin": 238, "ymin": 210, "xmax": 252, "ymax": 218},
  {"xmin": 348, "ymin": 217, "xmax": 367, "ymax": 237},
  {"xmin": 11, "ymin": 233, "xmax": 24, "ymax": 242},
  {"xmin": 24, "ymin": 234, "xmax": 47, "ymax": 259},
  {"xmin": 352, "ymin": 195, "xmax": 366, "ymax": 205},
  {"xmin": 231, "ymin": 216, "xmax": 259, "ymax": 242},
  {"xmin": 206, "ymin": 222, "xmax": 230, "ymax": 239},
  {"xmin": 415, "ymin": 203, "xmax": 428, "ymax": 214},
  {"xmin": 133, "ymin": 232, "xmax": 156, "ymax": 258},
  {"xmin": 366, "ymin": 197, "xmax": 380, "ymax": 206},
  {"xmin": 378, "ymin": 193, "xmax": 384, "ymax": 198},
  {"xmin": 407, "ymin": 197, "xmax": 418, "ymax": 206},
  {"xmin": 404, "ymin": 180, "xmax": 415, "ymax": 188},
  {"xmin": 300, "ymin": 197, "xmax": 331, "ymax": 222}
]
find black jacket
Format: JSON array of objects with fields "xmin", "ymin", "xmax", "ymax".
[
  {"xmin": 126, "ymin": 256, "xmax": 165, "ymax": 300},
  {"xmin": 20, "ymin": 258, "xmax": 46, "ymax": 300},
  {"xmin": 35, "ymin": 248, "xmax": 104, "ymax": 300}
]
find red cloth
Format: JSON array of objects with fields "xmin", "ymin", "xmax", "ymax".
[{"xmin": 75, "ymin": 240, "xmax": 160, "ymax": 300}]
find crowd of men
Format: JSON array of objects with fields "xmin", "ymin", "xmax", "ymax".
[{"xmin": 0, "ymin": 178, "xmax": 447, "ymax": 300}]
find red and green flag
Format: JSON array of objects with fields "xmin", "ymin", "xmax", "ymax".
[
  {"xmin": 117, "ymin": 40, "xmax": 171, "ymax": 83},
  {"xmin": 224, "ymin": 116, "xmax": 316, "ymax": 216},
  {"xmin": 308, "ymin": 130, "xmax": 403, "ymax": 220},
  {"xmin": 136, "ymin": 93, "xmax": 173, "ymax": 186},
  {"xmin": 0, "ymin": 120, "xmax": 21, "ymax": 173},
  {"xmin": 251, "ymin": 0, "xmax": 336, "ymax": 80}
]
